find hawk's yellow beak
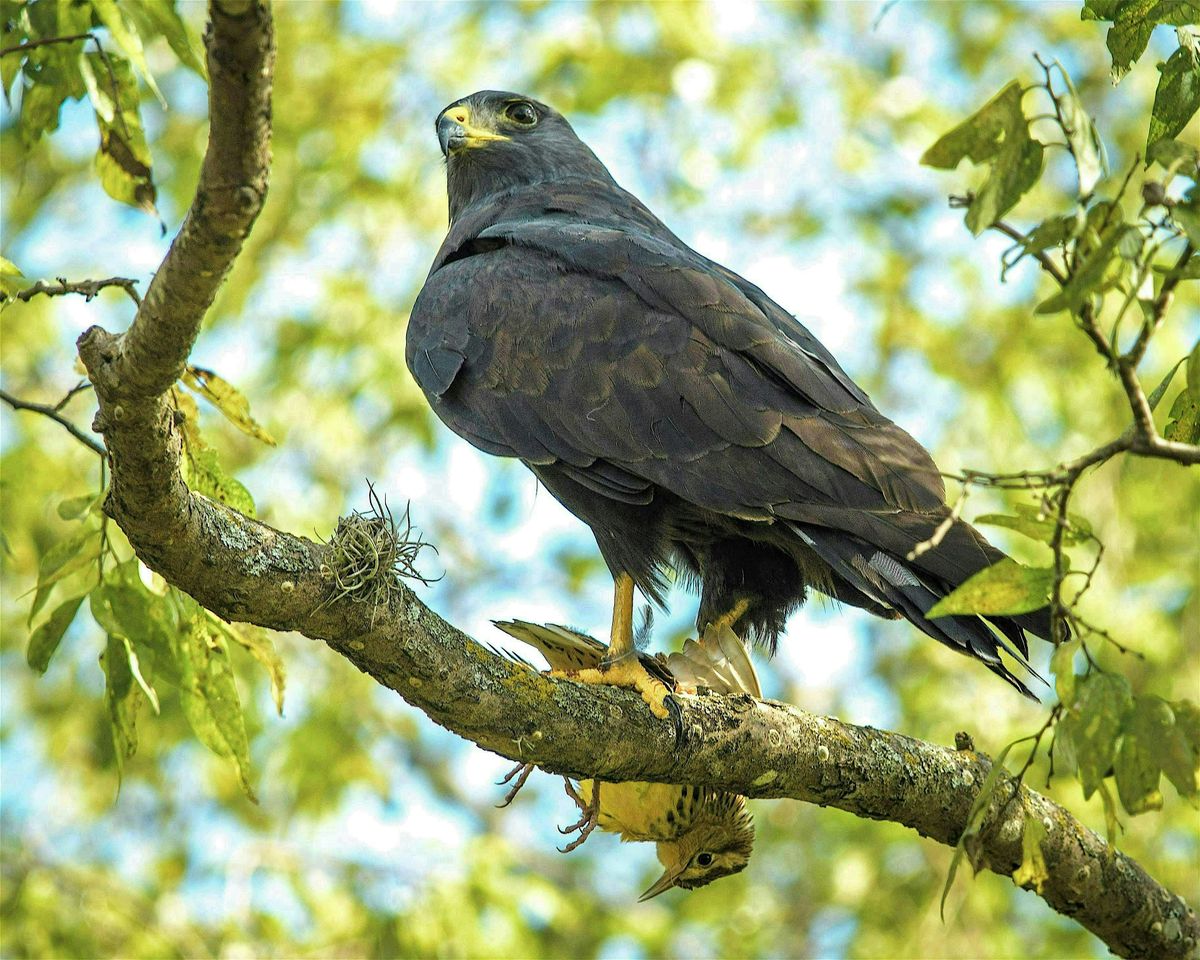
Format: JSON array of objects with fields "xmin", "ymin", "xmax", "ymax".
[{"xmin": 437, "ymin": 104, "xmax": 509, "ymax": 156}]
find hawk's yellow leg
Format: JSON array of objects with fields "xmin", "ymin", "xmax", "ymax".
[
  {"xmin": 559, "ymin": 573, "xmax": 672, "ymax": 719},
  {"xmin": 710, "ymin": 597, "xmax": 752, "ymax": 633}
]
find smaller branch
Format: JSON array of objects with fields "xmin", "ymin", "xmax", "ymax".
[
  {"xmin": 53, "ymin": 380, "xmax": 94, "ymax": 413},
  {"xmin": 14, "ymin": 276, "xmax": 142, "ymax": 306},
  {"xmin": 0, "ymin": 33, "xmax": 94, "ymax": 58},
  {"xmin": 0, "ymin": 388, "xmax": 106, "ymax": 456},
  {"xmin": 988, "ymin": 219, "xmax": 1068, "ymax": 285}
]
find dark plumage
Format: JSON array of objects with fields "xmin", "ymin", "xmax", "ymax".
[{"xmin": 407, "ymin": 90, "xmax": 1053, "ymax": 696}]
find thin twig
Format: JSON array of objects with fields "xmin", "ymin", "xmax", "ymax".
[
  {"xmin": 0, "ymin": 33, "xmax": 94, "ymax": 58},
  {"xmin": 13, "ymin": 276, "xmax": 142, "ymax": 306},
  {"xmin": 0, "ymin": 388, "xmax": 106, "ymax": 455}
]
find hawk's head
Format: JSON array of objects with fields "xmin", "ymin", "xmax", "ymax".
[{"xmin": 435, "ymin": 90, "xmax": 613, "ymax": 221}]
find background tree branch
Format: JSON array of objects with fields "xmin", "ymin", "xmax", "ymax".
[{"xmin": 70, "ymin": 4, "xmax": 1197, "ymax": 959}]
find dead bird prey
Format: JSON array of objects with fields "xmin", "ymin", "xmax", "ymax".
[{"xmin": 494, "ymin": 620, "xmax": 758, "ymax": 900}]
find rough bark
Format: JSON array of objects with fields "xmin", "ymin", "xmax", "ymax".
[{"xmin": 74, "ymin": 4, "xmax": 1198, "ymax": 958}]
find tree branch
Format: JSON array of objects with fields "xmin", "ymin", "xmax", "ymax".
[
  {"xmin": 72, "ymin": 5, "xmax": 1197, "ymax": 958},
  {"xmin": 1, "ymin": 387, "xmax": 106, "ymax": 455},
  {"xmin": 13, "ymin": 276, "xmax": 141, "ymax": 305}
]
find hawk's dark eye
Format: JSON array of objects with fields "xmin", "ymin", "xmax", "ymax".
[
  {"xmin": 696, "ymin": 852, "xmax": 713, "ymax": 867},
  {"xmin": 505, "ymin": 102, "xmax": 538, "ymax": 126}
]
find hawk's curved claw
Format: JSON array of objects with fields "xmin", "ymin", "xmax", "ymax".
[{"xmin": 664, "ymin": 693, "xmax": 685, "ymax": 748}]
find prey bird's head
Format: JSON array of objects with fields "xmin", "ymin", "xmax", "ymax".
[
  {"xmin": 641, "ymin": 795, "xmax": 755, "ymax": 901},
  {"xmin": 435, "ymin": 90, "xmax": 613, "ymax": 221}
]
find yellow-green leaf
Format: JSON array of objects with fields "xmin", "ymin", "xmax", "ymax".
[
  {"xmin": 183, "ymin": 366, "xmax": 277, "ymax": 445},
  {"xmin": 1011, "ymin": 817, "xmax": 1049, "ymax": 893},
  {"xmin": 927, "ymin": 559, "xmax": 1055, "ymax": 619},
  {"xmin": 27, "ymin": 593, "xmax": 86, "ymax": 674}
]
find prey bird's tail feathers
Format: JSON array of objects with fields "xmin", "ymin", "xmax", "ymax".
[
  {"xmin": 666, "ymin": 625, "xmax": 763, "ymax": 699},
  {"xmin": 785, "ymin": 521, "xmax": 1049, "ymax": 699},
  {"xmin": 493, "ymin": 619, "xmax": 761, "ymax": 698}
]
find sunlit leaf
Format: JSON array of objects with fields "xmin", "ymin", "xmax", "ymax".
[
  {"xmin": 208, "ymin": 614, "xmax": 286, "ymax": 716},
  {"xmin": 0, "ymin": 255, "xmax": 26, "ymax": 299},
  {"xmin": 90, "ymin": 0, "xmax": 167, "ymax": 106},
  {"xmin": 183, "ymin": 366, "xmax": 277, "ymax": 446},
  {"xmin": 100, "ymin": 632, "xmax": 142, "ymax": 783},
  {"xmin": 1050, "ymin": 638, "xmax": 1081, "ymax": 705},
  {"xmin": 174, "ymin": 389, "xmax": 257, "ymax": 516},
  {"xmin": 927, "ymin": 559, "xmax": 1055, "ymax": 618},
  {"xmin": 1011, "ymin": 817, "xmax": 1049, "ymax": 892},
  {"xmin": 975, "ymin": 503, "xmax": 1093, "ymax": 546},
  {"xmin": 922, "ymin": 81, "xmax": 1044, "ymax": 235},
  {"xmin": 122, "ymin": 0, "xmax": 207, "ymax": 79},
  {"xmin": 1057, "ymin": 67, "xmax": 1105, "ymax": 195},
  {"xmin": 1164, "ymin": 386, "xmax": 1200, "ymax": 442},
  {"xmin": 85, "ymin": 53, "xmax": 157, "ymax": 216}
]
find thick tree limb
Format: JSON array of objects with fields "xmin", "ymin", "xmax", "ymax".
[{"xmin": 74, "ymin": 4, "xmax": 1197, "ymax": 959}]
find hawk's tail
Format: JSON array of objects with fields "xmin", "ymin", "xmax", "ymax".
[{"xmin": 785, "ymin": 522, "xmax": 1050, "ymax": 700}]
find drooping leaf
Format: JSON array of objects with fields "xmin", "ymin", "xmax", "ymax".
[
  {"xmin": 175, "ymin": 608, "xmax": 258, "ymax": 802},
  {"xmin": 183, "ymin": 366, "xmax": 277, "ymax": 446},
  {"xmin": 100, "ymin": 632, "xmax": 142, "ymax": 783},
  {"xmin": 1114, "ymin": 696, "xmax": 1168, "ymax": 813},
  {"xmin": 27, "ymin": 593, "xmax": 86, "ymax": 674},
  {"xmin": 1011, "ymin": 817, "xmax": 1049, "ymax": 893},
  {"xmin": 1173, "ymin": 198, "xmax": 1200, "ymax": 246},
  {"xmin": 118, "ymin": 633, "xmax": 161, "ymax": 715},
  {"xmin": 1058, "ymin": 670, "xmax": 1134, "ymax": 799},
  {"xmin": 941, "ymin": 739, "xmax": 1019, "ymax": 918},
  {"xmin": 1187, "ymin": 338, "xmax": 1200, "ymax": 401},
  {"xmin": 89, "ymin": 560, "xmax": 182, "ymax": 688},
  {"xmin": 208, "ymin": 614, "xmax": 286, "ymax": 716},
  {"xmin": 975, "ymin": 502, "xmax": 1093, "ymax": 546},
  {"xmin": 1147, "ymin": 356, "xmax": 1188, "ymax": 411},
  {"xmin": 57, "ymin": 491, "xmax": 102, "ymax": 520},
  {"xmin": 1148, "ymin": 45, "xmax": 1200, "ymax": 157},
  {"xmin": 921, "ymin": 80, "xmax": 1044, "ymax": 234},
  {"xmin": 1050, "ymin": 638, "xmax": 1081, "ymax": 705},
  {"xmin": 122, "ymin": 0, "xmax": 207, "ymax": 79},
  {"xmin": 1101, "ymin": 0, "xmax": 1200, "ymax": 81},
  {"xmin": 28, "ymin": 525, "xmax": 101, "ymax": 625},
  {"xmin": 1057, "ymin": 66, "xmax": 1105, "ymax": 195},
  {"xmin": 90, "ymin": 0, "xmax": 167, "ymax": 106},
  {"xmin": 174, "ymin": 389, "xmax": 257, "ymax": 516},
  {"xmin": 86, "ymin": 53, "xmax": 157, "ymax": 216},
  {"xmin": 927, "ymin": 559, "xmax": 1055, "ymax": 618}
]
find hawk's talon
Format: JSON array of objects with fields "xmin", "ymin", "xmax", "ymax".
[
  {"xmin": 664, "ymin": 693, "xmax": 686, "ymax": 748},
  {"xmin": 496, "ymin": 760, "xmax": 535, "ymax": 808},
  {"xmin": 569, "ymin": 658, "xmax": 673, "ymax": 719}
]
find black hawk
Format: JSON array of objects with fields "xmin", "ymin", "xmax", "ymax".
[{"xmin": 407, "ymin": 91, "xmax": 1051, "ymax": 713}]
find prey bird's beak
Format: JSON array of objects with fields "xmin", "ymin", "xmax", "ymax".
[
  {"xmin": 638, "ymin": 865, "xmax": 684, "ymax": 902},
  {"xmin": 437, "ymin": 104, "xmax": 509, "ymax": 157}
]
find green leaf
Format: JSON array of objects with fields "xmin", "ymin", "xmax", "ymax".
[
  {"xmin": 176, "ymin": 611, "xmax": 258, "ymax": 802},
  {"xmin": 174, "ymin": 388, "xmax": 257, "ymax": 516},
  {"xmin": 975, "ymin": 502, "xmax": 1093, "ymax": 546},
  {"xmin": 28, "ymin": 526, "xmax": 102, "ymax": 625},
  {"xmin": 208, "ymin": 615, "xmax": 286, "ymax": 716},
  {"xmin": 27, "ymin": 593, "xmax": 86, "ymax": 674},
  {"xmin": 1147, "ymin": 356, "xmax": 1188, "ymax": 411},
  {"xmin": 1164, "ymin": 386, "xmax": 1200, "ymax": 442},
  {"xmin": 1050, "ymin": 638, "xmax": 1081, "ymax": 705},
  {"xmin": 1035, "ymin": 223, "xmax": 1134, "ymax": 315},
  {"xmin": 1114, "ymin": 696, "xmax": 1168, "ymax": 813},
  {"xmin": 1187, "ymin": 338, "xmax": 1200, "ymax": 401},
  {"xmin": 18, "ymin": 35, "xmax": 89, "ymax": 145},
  {"xmin": 0, "ymin": 255, "xmax": 26, "ymax": 299},
  {"xmin": 1057, "ymin": 67, "xmax": 1105, "ymax": 196},
  {"xmin": 118, "ymin": 633, "xmax": 161, "ymax": 715},
  {"xmin": 1022, "ymin": 215, "xmax": 1076, "ymax": 253},
  {"xmin": 57, "ymin": 491, "xmax": 101, "ymax": 520},
  {"xmin": 89, "ymin": 560, "xmax": 182, "ymax": 687},
  {"xmin": 100, "ymin": 632, "xmax": 142, "ymax": 784},
  {"xmin": 182, "ymin": 366, "xmax": 277, "ymax": 446},
  {"xmin": 941, "ymin": 739, "xmax": 1019, "ymax": 918},
  {"xmin": 85, "ymin": 53, "xmax": 157, "ymax": 216},
  {"xmin": 921, "ymin": 81, "xmax": 1044, "ymax": 235},
  {"xmin": 1173, "ymin": 199, "xmax": 1200, "ymax": 246},
  {"xmin": 927, "ymin": 559, "xmax": 1055, "ymax": 618},
  {"xmin": 91, "ymin": 0, "xmax": 167, "ymax": 106},
  {"xmin": 1148, "ymin": 45, "xmax": 1200, "ymax": 156},
  {"xmin": 1147, "ymin": 136, "xmax": 1200, "ymax": 171},
  {"xmin": 1167, "ymin": 699, "xmax": 1200, "ymax": 800},
  {"xmin": 1011, "ymin": 817, "xmax": 1049, "ymax": 893},
  {"xmin": 1103, "ymin": 0, "xmax": 1200, "ymax": 81},
  {"xmin": 122, "ymin": 0, "xmax": 207, "ymax": 79},
  {"xmin": 1059, "ymin": 670, "xmax": 1134, "ymax": 799}
]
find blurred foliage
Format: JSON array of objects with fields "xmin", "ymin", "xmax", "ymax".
[{"xmin": 1, "ymin": 1, "xmax": 1197, "ymax": 958}]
